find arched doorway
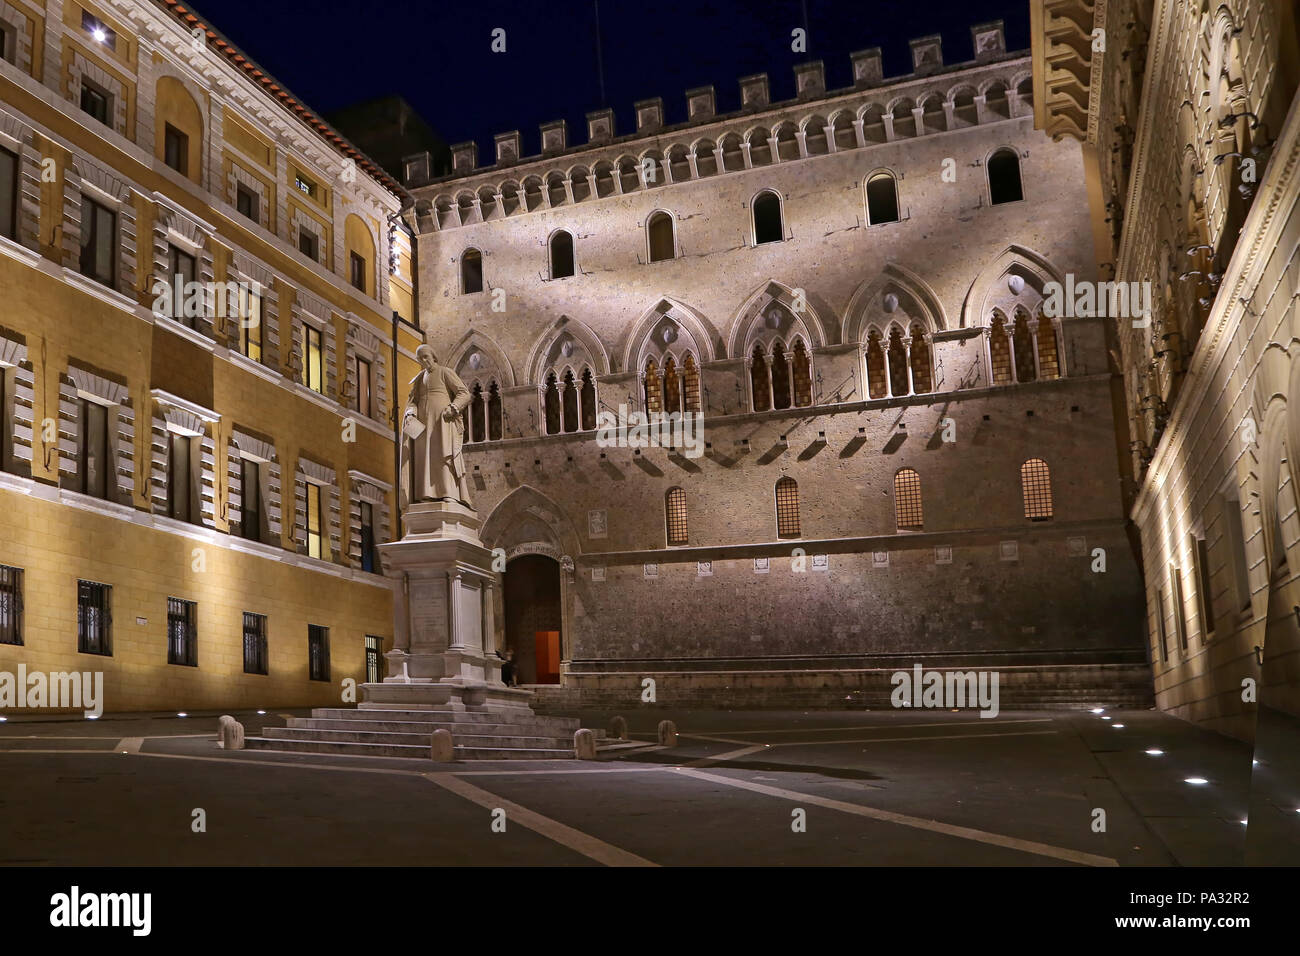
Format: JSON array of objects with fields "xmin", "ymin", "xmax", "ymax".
[{"xmin": 503, "ymin": 555, "xmax": 562, "ymax": 685}]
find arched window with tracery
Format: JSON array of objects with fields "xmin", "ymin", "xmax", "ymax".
[
  {"xmin": 561, "ymin": 370, "xmax": 579, "ymax": 432},
  {"xmin": 775, "ymin": 476, "xmax": 800, "ymax": 538},
  {"xmin": 1021, "ymin": 458, "xmax": 1054, "ymax": 521},
  {"xmin": 644, "ymin": 358, "xmax": 663, "ymax": 413},
  {"xmin": 989, "ymin": 314, "xmax": 1013, "ymax": 385},
  {"xmin": 771, "ymin": 342, "xmax": 792, "ymax": 409},
  {"xmin": 910, "ymin": 325, "xmax": 933, "ymax": 393},
  {"xmin": 1036, "ymin": 315, "xmax": 1060, "ymax": 380},
  {"xmin": 894, "ymin": 468, "xmax": 923, "ymax": 530},
  {"xmin": 887, "ymin": 326, "xmax": 909, "ymax": 396},
  {"xmin": 683, "ymin": 354, "xmax": 701, "ymax": 414},
  {"xmin": 487, "ymin": 382, "xmax": 503, "ymax": 440},
  {"xmin": 665, "ymin": 487, "xmax": 688, "ymax": 546},
  {"xmin": 663, "ymin": 357, "xmax": 682, "ymax": 415},
  {"xmin": 751, "ymin": 346, "xmax": 771, "ymax": 412},
  {"xmin": 543, "ymin": 374, "xmax": 561, "ymax": 435},
  {"xmin": 866, "ymin": 330, "xmax": 887, "ymax": 399},
  {"xmin": 1012, "ymin": 310, "xmax": 1037, "ymax": 382},
  {"xmin": 581, "ymin": 370, "xmax": 596, "ymax": 430},
  {"xmin": 792, "ymin": 340, "xmax": 812, "ymax": 406}
]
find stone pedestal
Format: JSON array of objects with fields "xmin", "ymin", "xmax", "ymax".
[{"xmin": 367, "ymin": 501, "xmax": 533, "ymax": 714}]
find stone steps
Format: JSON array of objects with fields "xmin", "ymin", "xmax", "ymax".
[
  {"xmin": 243, "ymin": 705, "xmax": 596, "ymax": 761},
  {"xmin": 260, "ymin": 726, "xmax": 581, "ymax": 749},
  {"xmin": 243, "ymin": 736, "xmax": 576, "ymax": 760}
]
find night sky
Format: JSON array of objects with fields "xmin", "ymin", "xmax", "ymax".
[{"xmin": 189, "ymin": 0, "xmax": 1029, "ymax": 159}]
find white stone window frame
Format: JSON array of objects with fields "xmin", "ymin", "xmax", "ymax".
[
  {"xmin": 643, "ymin": 208, "xmax": 680, "ymax": 263},
  {"xmin": 65, "ymin": 151, "xmax": 140, "ymax": 298},
  {"xmin": 292, "ymin": 207, "xmax": 325, "ymax": 265},
  {"xmin": 538, "ymin": 360, "xmax": 598, "ymax": 436},
  {"xmin": 229, "ymin": 428, "xmax": 282, "ymax": 545},
  {"xmin": 153, "ymin": 390, "xmax": 219, "ymax": 528},
  {"xmin": 154, "ymin": 200, "xmax": 216, "ymax": 341},
  {"xmin": 0, "ymin": 106, "xmax": 41, "ymax": 253},
  {"xmin": 65, "ymin": 366, "xmax": 133, "ymax": 504},
  {"xmin": 0, "ymin": 330, "xmax": 33, "ymax": 475},
  {"xmin": 863, "ymin": 167, "xmax": 905, "ymax": 226},
  {"xmin": 343, "ymin": 316, "xmax": 387, "ymax": 424},
  {"xmin": 0, "ymin": 2, "xmax": 34, "ymax": 74},
  {"xmin": 747, "ymin": 187, "xmax": 787, "ymax": 246},
  {"xmin": 863, "ymin": 321, "xmax": 932, "ymax": 399},
  {"xmin": 745, "ymin": 332, "xmax": 814, "ymax": 412},
  {"xmin": 296, "ymin": 456, "xmax": 340, "ymax": 563},
  {"xmin": 347, "ymin": 469, "xmax": 391, "ymax": 572},
  {"xmin": 639, "ymin": 348, "xmax": 701, "ymax": 416},
  {"xmin": 228, "ymin": 161, "xmax": 271, "ymax": 233},
  {"xmin": 69, "ymin": 51, "xmax": 128, "ymax": 137},
  {"xmin": 292, "ymin": 293, "xmax": 336, "ymax": 399}
]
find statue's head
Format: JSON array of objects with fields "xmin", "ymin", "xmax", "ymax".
[{"xmin": 416, "ymin": 344, "xmax": 438, "ymax": 370}]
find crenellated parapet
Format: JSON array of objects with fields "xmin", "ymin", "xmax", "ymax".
[
  {"xmin": 405, "ymin": 21, "xmax": 1032, "ymax": 233},
  {"xmin": 405, "ymin": 21, "xmax": 1024, "ymax": 197}
]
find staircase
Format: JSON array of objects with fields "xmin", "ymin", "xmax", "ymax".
[{"xmin": 245, "ymin": 708, "xmax": 606, "ymax": 760}]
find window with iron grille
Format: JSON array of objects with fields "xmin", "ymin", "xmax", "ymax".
[
  {"xmin": 365, "ymin": 634, "xmax": 382, "ymax": 684},
  {"xmin": 775, "ymin": 476, "xmax": 801, "ymax": 538},
  {"xmin": 77, "ymin": 580, "xmax": 111, "ymax": 655},
  {"xmin": 0, "ymin": 564, "xmax": 22, "ymax": 645},
  {"xmin": 665, "ymin": 487, "xmax": 688, "ymax": 546},
  {"xmin": 894, "ymin": 468, "xmax": 924, "ymax": 531},
  {"xmin": 163, "ymin": 124, "xmax": 189, "ymax": 176},
  {"xmin": 167, "ymin": 597, "xmax": 197, "ymax": 666},
  {"xmin": 308, "ymin": 624, "xmax": 330, "ymax": 682},
  {"xmin": 1021, "ymin": 458, "xmax": 1054, "ymax": 521},
  {"xmin": 243, "ymin": 612, "xmax": 268, "ymax": 675}
]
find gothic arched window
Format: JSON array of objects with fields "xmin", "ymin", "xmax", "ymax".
[{"xmin": 775, "ymin": 476, "xmax": 800, "ymax": 538}]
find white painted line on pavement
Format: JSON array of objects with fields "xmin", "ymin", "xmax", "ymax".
[
  {"xmin": 672, "ymin": 767, "xmax": 1118, "ymax": 867},
  {"xmin": 116, "ymin": 737, "xmax": 144, "ymax": 753},
  {"xmin": 422, "ymin": 772, "xmax": 658, "ymax": 867}
]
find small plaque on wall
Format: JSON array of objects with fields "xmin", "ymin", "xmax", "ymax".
[
  {"xmin": 643, "ymin": 562, "xmax": 658, "ymax": 579},
  {"xmin": 1067, "ymin": 536, "xmax": 1087, "ymax": 557},
  {"xmin": 588, "ymin": 509, "xmax": 607, "ymax": 539},
  {"xmin": 872, "ymin": 551, "xmax": 889, "ymax": 568},
  {"xmin": 591, "ymin": 567, "xmax": 606, "ymax": 582},
  {"xmin": 935, "ymin": 546, "xmax": 953, "ymax": 565},
  {"xmin": 697, "ymin": 561, "xmax": 713, "ymax": 577},
  {"xmin": 1000, "ymin": 540, "xmax": 1019, "ymax": 562},
  {"xmin": 753, "ymin": 557, "xmax": 770, "ymax": 574},
  {"xmin": 812, "ymin": 554, "xmax": 829, "ymax": 572}
]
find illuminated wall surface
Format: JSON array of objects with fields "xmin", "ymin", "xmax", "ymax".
[{"xmin": 0, "ymin": 0, "xmax": 421, "ymax": 712}]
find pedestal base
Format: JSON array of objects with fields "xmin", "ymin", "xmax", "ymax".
[{"xmin": 359, "ymin": 680, "xmax": 536, "ymax": 714}]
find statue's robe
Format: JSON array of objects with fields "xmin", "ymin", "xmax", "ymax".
[{"xmin": 401, "ymin": 364, "xmax": 471, "ymax": 507}]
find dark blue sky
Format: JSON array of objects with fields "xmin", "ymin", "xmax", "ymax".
[{"xmin": 190, "ymin": 0, "xmax": 1028, "ymax": 159}]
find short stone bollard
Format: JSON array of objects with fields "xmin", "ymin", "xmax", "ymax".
[
  {"xmin": 657, "ymin": 719, "xmax": 678, "ymax": 747},
  {"xmin": 574, "ymin": 728, "xmax": 597, "ymax": 760},
  {"xmin": 431, "ymin": 728, "xmax": 454, "ymax": 762},
  {"xmin": 217, "ymin": 715, "xmax": 244, "ymax": 751},
  {"xmin": 609, "ymin": 715, "xmax": 629, "ymax": 741}
]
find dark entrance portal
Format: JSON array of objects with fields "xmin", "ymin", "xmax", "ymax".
[{"xmin": 503, "ymin": 554, "xmax": 562, "ymax": 685}]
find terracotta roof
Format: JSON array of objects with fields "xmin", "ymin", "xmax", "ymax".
[{"xmin": 154, "ymin": 0, "xmax": 408, "ymax": 200}]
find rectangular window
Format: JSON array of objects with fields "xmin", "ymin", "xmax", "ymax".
[
  {"xmin": 163, "ymin": 123, "xmax": 188, "ymax": 175},
  {"xmin": 0, "ymin": 146, "xmax": 16, "ymax": 241},
  {"xmin": 301, "ymin": 324, "xmax": 323, "ymax": 393},
  {"xmin": 295, "ymin": 174, "xmax": 316, "ymax": 198},
  {"xmin": 77, "ymin": 398, "xmax": 110, "ymax": 499},
  {"xmin": 77, "ymin": 580, "xmax": 111, "ymax": 656},
  {"xmin": 308, "ymin": 624, "xmax": 330, "ymax": 681},
  {"xmin": 235, "ymin": 183, "xmax": 259, "ymax": 223},
  {"xmin": 166, "ymin": 597, "xmax": 197, "ymax": 666},
  {"xmin": 360, "ymin": 500, "xmax": 376, "ymax": 573},
  {"xmin": 0, "ymin": 368, "xmax": 8, "ymax": 470},
  {"xmin": 239, "ymin": 287, "xmax": 262, "ymax": 362},
  {"xmin": 1221, "ymin": 493, "xmax": 1253, "ymax": 611},
  {"xmin": 79, "ymin": 197, "xmax": 116, "ymax": 286},
  {"xmin": 298, "ymin": 227, "xmax": 319, "ymax": 261},
  {"xmin": 365, "ymin": 634, "xmax": 382, "ymax": 684},
  {"xmin": 1171, "ymin": 567, "xmax": 1188, "ymax": 652},
  {"xmin": 82, "ymin": 11, "xmax": 117, "ymax": 51},
  {"xmin": 168, "ymin": 245, "xmax": 196, "ymax": 326},
  {"xmin": 242, "ymin": 612, "xmax": 268, "ymax": 675},
  {"xmin": 306, "ymin": 482, "xmax": 323, "ymax": 559},
  {"xmin": 0, "ymin": 23, "xmax": 12, "ymax": 66},
  {"xmin": 0, "ymin": 564, "xmax": 21, "ymax": 646},
  {"xmin": 354, "ymin": 355, "xmax": 371, "ymax": 416},
  {"xmin": 1155, "ymin": 588, "xmax": 1169, "ymax": 663},
  {"xmin": 79, "ymin": 81, "xmax": 111, "ymax": 126},
  {"xmin": 1192, "ymin": 534, "xmax": 1215, "ymax": 639},
  {"xmin": 350, "ymin": 251, "xmax": 367, "ymax": 293},
  {"xmin": 240, "ymin": 457, "xmax": 262, "ymax": 541},
  {"xmin": 168, "ymin": 433, "xmax": 192, "ymax": 523}
]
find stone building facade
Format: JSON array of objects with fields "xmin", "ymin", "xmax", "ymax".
[
  {"xmin": 1033, "ymin": 0, "xmax": 1300, "ymax": 740},
  {"xmin": 0, "ymin": 0, "xmax": 425, "ymax": 712},
  {"xmin": 406, "ymin": 24, "xmax": 1149, "ymax": 705}
]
